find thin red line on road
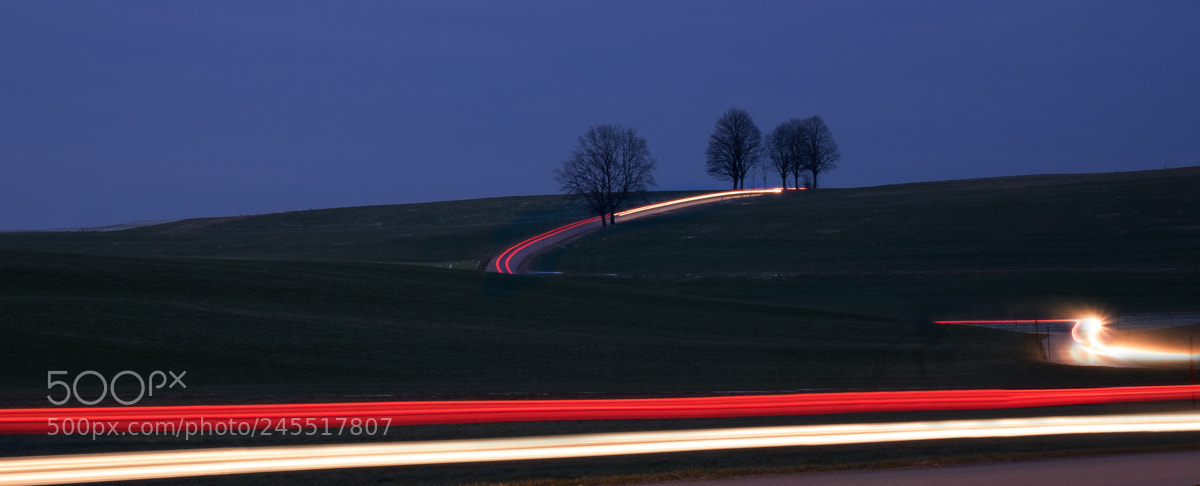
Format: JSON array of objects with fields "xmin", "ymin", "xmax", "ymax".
[
  {"xmin": 936, "ymin": 320, "xmax": 1079, "ymax": 325},
  {"xmin": 496, "ymin": 216, "xmax": 601, "ymax": 274}
]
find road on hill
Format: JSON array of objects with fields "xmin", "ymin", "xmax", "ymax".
[{"xmin": 488, "ymin": 188, "xmax": 783, "ymax": 274}]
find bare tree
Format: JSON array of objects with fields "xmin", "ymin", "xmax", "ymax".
[
  {"xmin": 764, "ymin": 119, "xmax": 800, "ymax": 189},
  {"xmin": 555, "ymin": 125, "xmax": 657, "ymax": 227},
  {"xmin": 795, "ymin": 116, "xmax": 840, "ymax": 189},
  {"xmin": 705, "ymin": 108, "xmax": 762, "ymax": 190},
  {"xmin": 787, "ymin": 120, "xmax": 806, "ymax": 189}
]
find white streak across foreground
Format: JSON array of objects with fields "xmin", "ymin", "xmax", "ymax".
[
  {"xmin": 489, "ymin": 188, "xmax": 785, "ymax": 274},
  {"xmin": 3, "ymin": 412, "xmax": 1199, "ymax": 485}
]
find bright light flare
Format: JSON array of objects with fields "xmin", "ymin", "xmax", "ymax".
[
  {"xmin": 1071, "ymin": 317, "xmax": 1197, "ymax": 365},
  {"xmin": 936, "ymin": 317, "xmax": 1198, "ymax": 367},
  {"xmin": 3, "ymin": 412, "xmax": 1199, "ymax": 485}
]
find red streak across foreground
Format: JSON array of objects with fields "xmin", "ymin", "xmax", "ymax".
[{"xmin": 4, "ymin": 385, "xmax": 1200, "ymax": 435}]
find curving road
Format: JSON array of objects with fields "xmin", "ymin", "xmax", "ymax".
[{"xmin": 489, "ymin": 188, "xmax": 783, "ymax": 274}]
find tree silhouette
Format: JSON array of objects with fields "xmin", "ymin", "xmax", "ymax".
[
  {"xmin": 765, "ymin": 119, "xmax": 801, "ymax": 189},
  {"xmin": 705, "ymin": 108, "xmax": 762, "ymax": 190},
  {"xmin": 555, "ymin": 125, "xmax": 657, "ymax": 227},
  {"xmin": 795, "ymin": 116, "xmax": 840, "ymax": 189}
]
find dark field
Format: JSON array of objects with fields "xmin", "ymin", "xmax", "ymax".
[
  {"xmin": 0, "ymin": 191, "xmax": 698, "ymax": 268},
  {"xmin": 1, "ymin": 168, "xmax": 1198, "ymax": 484}
]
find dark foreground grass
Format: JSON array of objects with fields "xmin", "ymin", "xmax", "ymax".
[
  {"xmin": 2, "ymin": 248, "xmax": 1194, "ymax": 483},
  {"xmin": 7, "ymin": 249, "xmax": 1180, "ymax": 406}
]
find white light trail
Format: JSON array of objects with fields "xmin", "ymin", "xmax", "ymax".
[
  {"xmin": 3, "ymin": 412, "xmax": 1199, "ymax": 485},
  {"xmin": 1071, "ymin": 317, "xmax": 1198, "ymax": 365},
  {"xmin": 491, "ymin": 187, "xmax": 782, "ymax": 273},
  {"xmin": 615, "ymin": 188, "xmax": 782, "ymax": 217}
]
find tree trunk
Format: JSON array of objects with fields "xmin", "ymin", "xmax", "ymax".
[
  {"xmin": 780, "ymin": 175, "xmax": 788, "ymax": 189},
  {"xmin": 810, "ymin": 169, "xmax": 819, "ymax": 189}
]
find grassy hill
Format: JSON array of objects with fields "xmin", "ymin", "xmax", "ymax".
[
  {"xmin": 534, "ymin": 167, "xmax": 1200, "ymax": 275},
  {"xmin": 3, "ymin": 168, "xmax": 1199, "ymax": 484},
  {"xmin": 0, "ymin": 194, "xmax": 592, "ymax": 269},
  {"xmin": 0, "ymin": 191, "xmax": 711, "ymax": 268},
  {"xmin": 532, "ymin": 167, "xmax": 1200, "ymax": 321},
  {"xmin": 2, "ymin": 168, "xmax": 1195, "ymax": 403}
]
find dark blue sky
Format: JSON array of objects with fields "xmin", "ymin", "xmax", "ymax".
[{"xmin": 3, "ymin": 1, "xmax": 1198, "ymax": 230}]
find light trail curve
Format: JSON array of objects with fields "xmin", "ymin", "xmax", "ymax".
[{"xmin": 489, "ymin": 188, "xmax": 784, "ymax": 274}]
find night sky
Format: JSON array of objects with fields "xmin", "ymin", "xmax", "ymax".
[{"xmin": 3, "ymin": 1, "xmax": 1198, "ymax": 230}]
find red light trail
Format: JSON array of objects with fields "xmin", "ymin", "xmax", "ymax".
[
  {"xmin": 493, "ymin": 216, "xmax": 601, "ymax": 274},
  {"xmin": 4, "ymin": 385, "xmax": 1200, "ymax": 435},
  {"xmin": 933, "ymin": 319, "xmax": 1079, "ymax": 325},
  {"xmin": 490, "ymin": 188, "xmax": 783, "ymax": 274}
]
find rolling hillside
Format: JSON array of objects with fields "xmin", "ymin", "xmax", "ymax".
[
  {"xmin": 534, "ymin": 167, "xmax": 1200, "ymax": 275},
  {"xmin": 529, "ymin": 167, "xmax": 1200, "ymax": 321},
  {"xmin": 0, "ymin": 195, "xmax": 593, "ymax": 268},
  {"xmin": 3, "ymin": 168, "xmax": 1197, "ymax": 405}
]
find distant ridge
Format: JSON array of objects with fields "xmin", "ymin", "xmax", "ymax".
[
  {"xmin": 8, "ymin": 219, "xmax": 183, "ymax": 233},
  {"xmin": 1, "ymin": 167, "xmax": 1197, "ymax": 267}
]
